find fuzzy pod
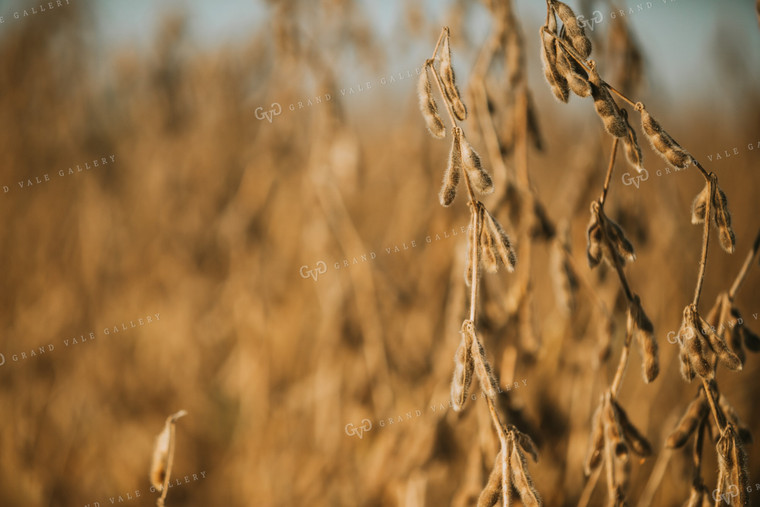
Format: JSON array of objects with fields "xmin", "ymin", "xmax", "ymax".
[
  {"xmin": 679, "ymin": 345, "xmax": 696, "ymax": 383},
  {"xmin": 678, "ymin": 305, "xmax": 714, "ymax": 380},
  {"xmin": 509, "ymin": 437, "xmax": 542, "ymax": 507},
  {"xmin": 589, "ymin": 67, "xmax": 627, "ymax": 137},
  {"xmin": 697, "ymin": 312, "xmax": 742, "ymax": 372},
  {"xmin": 555, "ymin": 44, "xmax": 590, "ymax": 97},
  {"xmin": 439, "ymin": 127, "xmax": 462, "ymax": 207},
  {"xmin": 586, "ymin": 203, "xmax": 603, "ymax": 267},
  {"xmin": 553, "ymin": 1, "xmax": 592, "ymax": 58},
  {"xmin": 621, "ymin": 110, "xmax": 644, "ymax": 172},
  {"xmin": 515, "ymin": 430, "xmax": 539, "ymax": 463},
  {"xmin": 479, "ymin": 212, "xmax": 499, "ymax": 274},
  {"xmin": 719, "ymin": 301, "xmax": 747, "ymax": 368},
  {"xmin": 464, "ymin": 204, "xmax": 483, "ymax": 287},
  {"xmin": 716, "ymin": 425, "xmax": 750, "ymax": 507},
  {"xmin": 630, "ymin": 295, "xmax": 658, "ymax": 383},
  {"xmin": 611, "ymin": 399, "xmax": 652, "ymax": 457},
  {"xmin": 417, "ymin": 62, "xmax": 446, "ymax": 139},
  {"xmin": 603, "ymin": 214, "xmax": 636, "ymax": 264},
  {"xmin": 640, "ymin": 106, "xmax": 692, "ymax": 168},
  {"xmin": 460, "ymin": 131, "xmax": 494, "ymax": 195},
  {"xmin": 584, "ymin": 401, "xmax": 605, "ymax": 475},
  {"xmin": 690, "ymin": 183, "xmax": 710, "ymax": 225},
  {"xmin": 540, "ymin": 25, "xmax": 569, "ymax": 102},
  {"xmin": 470, "ymin": 329, "xmax": 500, "ymax": 400},
  {"xmin": 666, "ymin": 391, "xmax": 708, "ymax": 449},
  {"xmin": 477, "ymin": 452, "xmax": 503, "ymax": 507},
  {"xmin": 603, "ymin": 397, "xmax": 629, "ymax": 462},
  {"xmin": 712, "ymin": 184, "xmax": 736, "ymax": 253},
  {"xmin": 440, "ymin": 33, "xmax": 467, "ymax": 121},
  {"xmin": 451, "ymin": 332, "xmax": 474, "ymax": 412},
  {"xmin": 483, "ymin": 208, "xmax": 517, "ymax": 272}
]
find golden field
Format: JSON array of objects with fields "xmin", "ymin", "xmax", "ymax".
[{"xmin": 0, "ymin": 1, "xmax": 759, "ymax": 505}]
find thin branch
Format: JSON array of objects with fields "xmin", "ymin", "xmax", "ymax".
[
  {"xmin": 692, "ymin": 175, "xmax": 715, "ymax": 307},
  {"xmin": 728, "ymin": 227, "xmax": 760, "ymax": 301},
  {"xmin": 610, "ymin": 330, "xmax": 632, "ymax": 398},
  {"xmin": 599, "ymin": 138, "xmax": 619, "ymax": 208}
]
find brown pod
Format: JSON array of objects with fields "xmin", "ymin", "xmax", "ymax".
[
  {"xmin": 630, "ymin": 295, "xmax": 658, "ymax": 383},
  {"xmin": 477, "ymin": 452, "xmax": 503, "ymax": 507},
  {"xmin": 460, "ymin": 131, "xmax": 494, "ymax": 195},
  {"xmin": 470, "ymin": 329, "xmax": 499, "ymax": 400},
  {"xmin": 515, "ymin": 429, "xmax": 539, "ymax": 463},
  {"xmin": 603, "ymin": 397, "xmax": 629, "ymax": 462},
  {"xmin": 584, "ymin": 401, "xmax": 605, "ymax": 475},
  {"xmin": 679, "ymin": 305, "xmax": 713, "ymax": 380},
  {"xmin": 440, "ymin": 32, "xmax": 467, "ymax": 121},
  {"xmin": 509, "ymin": 437, "xmax": 542, "ymax": 507},
  {"xmin": 640, "ymin": 105, "xmax": 692, "ymax": 168},
  {"xmin": 603, "ymin": 214, "xmax": 636, "ymax": 264},
  {"xmin": 666, "ymin": 391, "xmax": 708, "ymax": 449},
  {"xmin": 555, "ymin": 43, "xmax": 590, "ymax": 97},
  {"xmin": 712, "ymin": 183, "xmax": 735, "ymax": 253},
  {"xmin": 589, "ymin": 67, "xmax": 627, "ymax": 137},
  {"xmin": 483, "ymin": 208, "xmax": 517, "ymax": 272},
  {"xmin": 553, "ymin": 1, "xmax": 592, "ymax": 58},
  {"xmin": 690, "ymin": 183, "xmax": 710, "ymax": 225},
  {"xmin": 621, "ymin": 110, "xmax": 643, "ymax": 172},
  {"xmin": 479, "ymin": 212, "xmax": 499, "ymax": 274},
  {"xmin": 451, "ymin": 332, "xmax": 474, "ymax": 412},
  {"xmin": 541, "ymin": 18, "xmax": 569, "ymax": 102},
  {"xmin": 417, "ymin": 62, "xmax": 445, "ymax": 139},
  {"xmin": 697, "ymin": 312, "xmax": 742, "ymax": 371},
  {"xmin": 586, "ymin": 203, "xmax": 603, "ymax": 267},
  {"xmin": 439, "ymin": 127, "xmax": 462, "ymax": 207},
  {"xmin": 612, "ymin": 399, "xmax": 652, "ymax": 456}
]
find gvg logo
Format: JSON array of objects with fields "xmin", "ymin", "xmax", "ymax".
[
  {"xmin": 254, "ymin": 102, "xmax": 282, "ymax": 123},
  {"xmin": 345, "ymin": 419, "xmax": 372, "ymax": 439},
  {"xmin": 299, "ymin": 261, "xmax": 327, "ymax": 281},
  {"xmin": 622, "ymin": 168, "xmax": 649, "ymax": 188},
  {"xmin": 713, "ymin": 484, "xmax": 740, "ymax": 504},
  {"xmin": 577, "ymin": 10, "xmax": 603, "ymax": 31}
]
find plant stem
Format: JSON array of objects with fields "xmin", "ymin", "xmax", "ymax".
[
  {"xmin": 692, "ymin": 176, "xmax": 715, "ymax": 308},
  {"xmin": 600, "ymin": 138, "xmax": 619, "ymax": 208},
  {"xmin": 610, "ymin": 331, "xmax": 631, "ymax": 398},
  {"xmin": 728, "ymin": 227, "xmax": 760, "ymax": 301},
  {"xmin": 700, "ymin": 379, "xmax": 725, "ymax": 432},
  {"xmin": 690, "ymin": 159, "xmax": 711, "ymax": 181},
  {"xmin": 430, "ymin": 26, "xmax": 448, "ymax": 62}
]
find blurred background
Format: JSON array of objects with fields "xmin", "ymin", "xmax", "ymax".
[{"xmin": 0, "ymin": 0, "xmax": 758, "ymax": 505}]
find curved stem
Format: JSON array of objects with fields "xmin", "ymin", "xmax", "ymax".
[
  {"xmin": 728, "ymin": 227, "xmax": 760, "ymax": 301},
  {"xmin": 690, "ymin": 159, "xmax": 711, "ymax": 181},
  {"xmin": 692, "ymin": 176, "xmax": 715, "ymax": 308},
  {"xmin": 430, "ymin": 26, "xmax": 449, "ymax": 62},
  {"xmin": 700, "ymin": 379, "xmax": 725, "ymax": 432}
]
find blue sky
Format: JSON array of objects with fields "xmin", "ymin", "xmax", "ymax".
[
  {"xmin": 89, "ymin": 1, "xmax": 759, "ymax": 99},
  {"xmin": 2, "ymin": 0, "xmax": 755, "ymax": 104}
]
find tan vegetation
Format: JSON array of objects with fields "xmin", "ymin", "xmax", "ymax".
[{"xmin": 0, "ymin": 1, "xmax": 758, "ymax": 506}]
